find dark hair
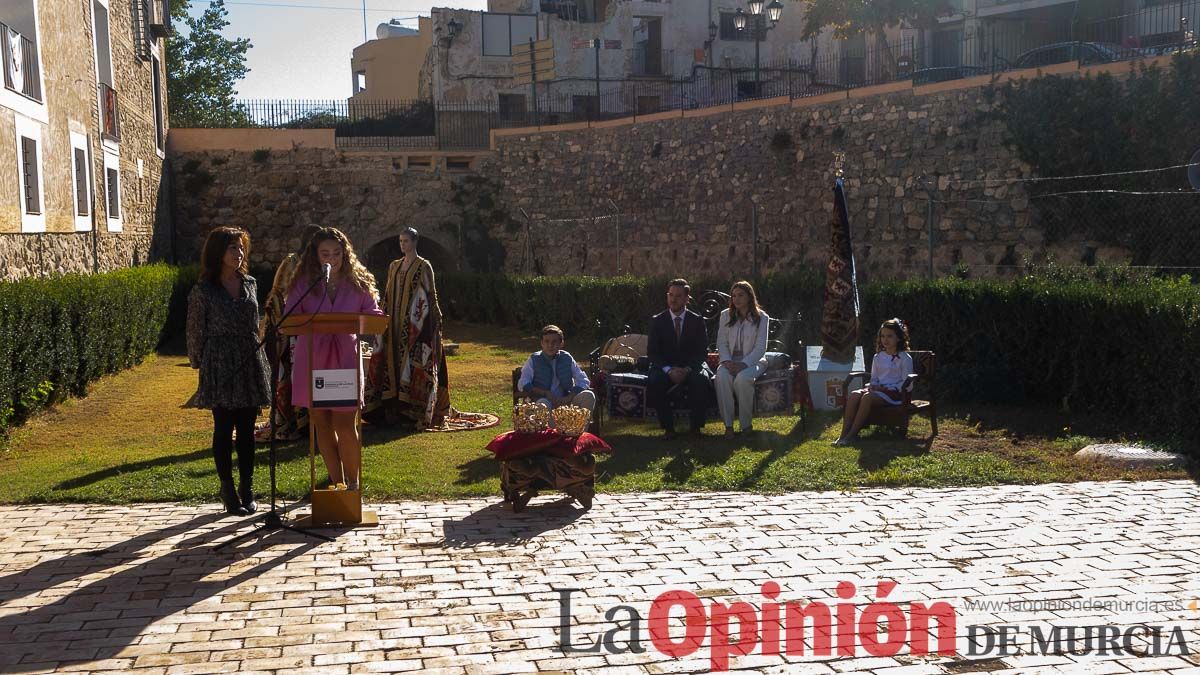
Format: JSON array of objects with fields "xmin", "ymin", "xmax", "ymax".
[
  {"xmin": 297, "ymin": 224, "xmax": 323, "ymax": 255},
  {"xmin": 727, "ymin": 280, "xmax": 764, "ymax": 325},
  {"xmin": 541, "ymin": 324, "xmax": 564, "ymax": 340},
  {"xmin": 199, "ymin": 226, "xmax": 250, "ymax": 283},
  {"xmin": 876, "ymin": 317, "xmax": 911, "ymax": 353},
  {"xmin": 667, "ymin": 278, "xmax": 690, "ymax": 295},
  {"xmin": 399, "ymin": 227, "xmax": 419, "ymax": 242}
]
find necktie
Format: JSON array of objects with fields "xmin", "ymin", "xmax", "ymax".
[{"xmin": 674, "ymin": 315, "xmax": 682, "ymax": 340}]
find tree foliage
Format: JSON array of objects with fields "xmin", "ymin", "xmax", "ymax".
[
  {"xmin": 793, "ymin": 0, "xmax": 955, "ymax": 40},
  {"xmin": 166, "ymin": 0, "xmax": 253, "ymax": 127},
  {"xmin": 994, "ymin": 52, "xmax": 1200, "ymax": 264}
]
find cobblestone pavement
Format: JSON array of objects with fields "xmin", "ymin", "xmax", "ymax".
[{"xmin": 1, "ymin": 480, "xmax": 1198, "ymax": 674}]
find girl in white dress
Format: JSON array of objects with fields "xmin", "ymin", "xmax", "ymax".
[{"xmin": 833, "ymin": 318, "xmax": 913, "ymax": 446}]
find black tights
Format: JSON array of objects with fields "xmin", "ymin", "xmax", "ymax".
[{"xmin": 212, "ymin": 407, "xmax": 257, "ymax": 483}]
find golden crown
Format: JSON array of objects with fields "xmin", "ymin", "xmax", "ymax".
[
  {"xmin": 513, "ymin": 402, "xmax": 551, "ymax": 433},
  {"xmin": 553, "ymin": 405, "xmax": 591, "ymax": 437}
]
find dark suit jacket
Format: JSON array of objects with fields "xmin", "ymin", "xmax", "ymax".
[{"xmin": 647, "ymin": 309, "xmax": 708, "ymax": 373}]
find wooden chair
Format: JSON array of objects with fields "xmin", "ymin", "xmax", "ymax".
[
  {"xmin": 511, "ymin": 365, "xmax": 602, "ymax": 434},
  {"xmin": 843, "ymin": 350, "xmax": 938, "ymax": 440}
]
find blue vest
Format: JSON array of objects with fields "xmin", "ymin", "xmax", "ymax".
[{"xmin": 527, "ymin": 350, "xmax": 581, "ymax": 396}]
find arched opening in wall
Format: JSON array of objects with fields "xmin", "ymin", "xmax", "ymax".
[{"xmin": 364, "ymin": 235, "xmax": 457, "ymax": 289}]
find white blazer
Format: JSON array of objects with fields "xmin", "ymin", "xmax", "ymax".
[{"xmin": 716, "ymin": 308, "xmax": 770, "ymax": 367}]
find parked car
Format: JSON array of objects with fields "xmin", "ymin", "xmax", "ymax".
[
  {"xmin": 1009, "ymin": 41, "xmax": 1154, "ymax": 69},
  {"xmin": 911, "ymin": 65, "xmax": 990, "ymax": 85}
]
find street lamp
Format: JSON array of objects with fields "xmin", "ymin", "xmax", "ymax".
[{"xmin": 735, "ymin": 0, "xmax": 782, "ymax": 97}]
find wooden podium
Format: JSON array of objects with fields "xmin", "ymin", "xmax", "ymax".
[{"xmin": 280, "ymin": 311, "xmax": 388, "ymax": 528}]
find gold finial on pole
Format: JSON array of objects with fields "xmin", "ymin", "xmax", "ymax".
[{"xmin": 832, "ymin": 151, "xmax": 846, "ymax": 179}]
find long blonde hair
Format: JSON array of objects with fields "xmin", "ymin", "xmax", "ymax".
[{"xmin": 297, "ymin": 227, "xmax": 378, "ymax": 297}]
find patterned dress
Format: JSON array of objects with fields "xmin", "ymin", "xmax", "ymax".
[{"xmin": 186, "ymin": 277, "xmax": 272, "ymax": 410}]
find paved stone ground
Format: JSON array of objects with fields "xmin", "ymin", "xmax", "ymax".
[{"xmin": 1, "ymin": 480, "xmax": 1198, "ymax": 674}]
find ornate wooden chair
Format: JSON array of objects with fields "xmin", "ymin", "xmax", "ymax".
[{"xmin": 843, "ymin": 350, "xmax": 938, "ymax": 440}]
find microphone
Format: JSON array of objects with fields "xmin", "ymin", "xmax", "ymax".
[{"xmin": 321, "ymin": 263, "xmax": 331, "ymax": 283}]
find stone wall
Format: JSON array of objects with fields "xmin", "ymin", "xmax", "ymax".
[
  {"xmin": 170, "ymin": 60, "xmax": 1155, "ymax": 282},
  {"xmin": 0, "ymin": 0, "xmax": 167, "ymax": 281},
  {"xmin": 169, "ymin": 143, "xmax": 502, "ymax": 282},
  {"xmin": 481, "ymin": 84, "xmax": 1039, "ymax": 280},
  {"xmin": 0, "ymin": 231, "xmax": 155, "ymax": 279}
]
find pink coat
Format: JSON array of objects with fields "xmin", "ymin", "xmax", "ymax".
[{"xmin": 286, "ymin": 276, "xmax": 384, "ymax": 410}]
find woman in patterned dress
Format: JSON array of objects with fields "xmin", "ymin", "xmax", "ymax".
[{"xmin": 186, "ymin": 227, "xmax": 272, "ymax": 515}]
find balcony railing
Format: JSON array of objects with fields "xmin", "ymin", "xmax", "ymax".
[
  {"xmin": 632, "ymin": 46, "xmax": 672, "ymax": 77},
  {"xmin": 1, "ymin": 22, "xmax": 43, "ymax": 102},
  {"xmin": 100, "ymin": 83, "xmax": 121, "ymax": 141}
]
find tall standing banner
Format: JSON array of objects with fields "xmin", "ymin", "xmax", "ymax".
[{"xmin": 819, "ymin": 176, "xmax": 861, "ymax": 362}]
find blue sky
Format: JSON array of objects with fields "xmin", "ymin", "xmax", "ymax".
[{"xmin": 185, "ymin": 0, "xmax": 488, "ymax": 100}]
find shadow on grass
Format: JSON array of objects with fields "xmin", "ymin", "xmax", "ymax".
[
  {"xmin": 51, "ymin": 438, "xmax": 316, "ymax": 493},
  {"xmin": 0, "ymin": 511, "xmax": 320, "ymax": 671},
  {"xmin": 850, "ymin": 435, "xmax": 934, "ymax": 472}
]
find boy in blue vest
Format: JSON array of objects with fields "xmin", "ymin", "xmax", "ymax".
[{"xmin": 517, "ymin": 325, "xmax": 596, "ymax": 419}]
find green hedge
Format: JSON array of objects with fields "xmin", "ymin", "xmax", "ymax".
[
  {"xmin": 439, "ymin": 270, "xmax": 828, "ymax": 348},
  {"xmin": 442, "ymin": 271, "xmax": 1200, "ymax": 444},
  {"xmin": 0, "ymin": 264, "xmax": 181, "ymax": 431}
]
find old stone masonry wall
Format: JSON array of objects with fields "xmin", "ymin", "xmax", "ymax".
[
  {"xmin": 172, "ymin": 82, "xmax": 1087, "ymax": 281},
  {"xmin": 482, "ymin": 86, "xmax": 1044, "ymax": 280},
  {"xmin": 170, "ymin": 149, "xmax": 509, "ymax": 282}
]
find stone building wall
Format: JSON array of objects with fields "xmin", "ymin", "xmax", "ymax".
[
  {"xmin": 170, "ymin": 60, "xmax": 1151, "ymax": 282},
  {"xmin": 480, "ymin": 84, "xmax": 1039, "ymax": 280},
  {"xmin": 0, "ymin": 0, "xmax": 167, "ymax": 281}
]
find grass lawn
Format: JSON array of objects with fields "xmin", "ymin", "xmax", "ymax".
[{"xmin": 0, "ymin": 321, "xmax": 1190, "ymax": 505}]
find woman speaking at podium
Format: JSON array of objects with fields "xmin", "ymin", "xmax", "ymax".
[{"xmin": 286, "ymin": 227, "xmax": 383, "ymax": 491}]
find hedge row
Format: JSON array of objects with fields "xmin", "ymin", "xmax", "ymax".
[
  {"xmin": 441, "ymin": 271, "xmax": 1200, "ymax": 443},
  {"xmin": 0, "ymin": 264, "xmax": 182, "ymax": 432},
  {"xmin": 439, "ymin": 271, "xmax": 829, "ymax": 348}
]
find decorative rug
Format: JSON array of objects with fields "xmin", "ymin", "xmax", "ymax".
[{"xmin": 425, "ymin": 411, "xmax": 501, "ymax": 433}]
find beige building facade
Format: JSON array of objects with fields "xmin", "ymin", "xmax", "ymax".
[
  {"xmin": 419, "ymin": 0, "xmax": 895, "ymax": 106},
  {"xmin": 350, "ymin": 16, "xmax": 434, "ymax": 105},
  {"xmin": 1, "ymin": 0, "xmax": 168, "ymax": 280}
]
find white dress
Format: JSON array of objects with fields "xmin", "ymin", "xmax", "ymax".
[{"xmin": 868, "ymin": 351, "xmax": 914, "ymax": 405}]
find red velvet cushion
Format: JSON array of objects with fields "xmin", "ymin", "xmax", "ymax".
[
  {"xmin": 486, "ymin": 430, "xmax": 567, "ymax": 461},
  {"xmin": 486, "ymin": 430, "xmax": 613, "ymax": 460},
  {"xmin": 572, "ymin": 432, "xmax": 612, "ymax": 455}
]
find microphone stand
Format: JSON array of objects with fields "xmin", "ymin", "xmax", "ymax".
[{"xmin": 216, "ymin": 272, "xmax": 334, "ymax": 550}]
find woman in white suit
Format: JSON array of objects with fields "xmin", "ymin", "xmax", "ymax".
[{"xmin": 714, "ymin": 280, "xmax": 770, "ymax": 439}]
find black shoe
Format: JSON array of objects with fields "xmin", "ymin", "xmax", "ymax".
[
  {"xmin": 239, "ymin": 478, "xmax": 258, "ymax": 514},
  {"xmin": 220, "ymin": 480, "xmax": 249, "ymax": 516}
]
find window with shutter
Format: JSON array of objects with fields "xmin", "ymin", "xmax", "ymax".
[
  {"xmin": 75, "ymin": 147, "xmax": 89, "ymax": 216},
  {"xmin": 152, "ymin": 56, "xmax": 164, "ymax": 151},
  {"xmin": 106, "ymin": 166, "xmax": 120, "ymax": 219},
  {"xmin": 20, "ymin": 135, "xmax": 40, "ymax": 214}
]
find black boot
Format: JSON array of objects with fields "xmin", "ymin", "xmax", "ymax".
[
  {"xmin": 239, "ymin": 476, "xmax": 258, "ymax": 514},
  {"xmin": 220, "ymin": 480, "xmax": 249, "ymax": 516}
]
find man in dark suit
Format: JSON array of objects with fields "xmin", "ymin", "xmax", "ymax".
[{"xmin": 647, "ymin": 278, "xmax": 711, "ymax": 439}]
